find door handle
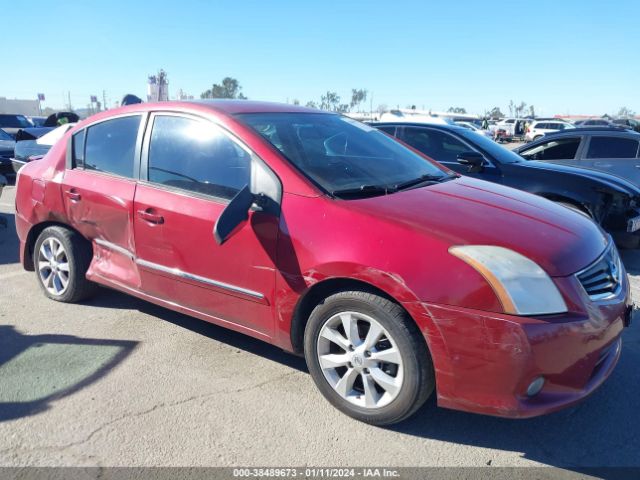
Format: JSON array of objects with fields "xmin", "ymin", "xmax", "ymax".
[
  {"xmin": 137, "ymin": 209, "xmax": 164, "ymax": 225},
  {"xmin": 65, "ymin": 189, "xmax": 81, "ymax": 201}
]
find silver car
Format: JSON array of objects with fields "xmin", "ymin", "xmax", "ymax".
[{"xmin": 515, "ymin": 127, "xmax": 640, "ymax": 186}]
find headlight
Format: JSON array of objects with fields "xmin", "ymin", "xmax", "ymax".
[{"xmin": 449, "ymin": 245, "xmax": 567, "ymax": 316}]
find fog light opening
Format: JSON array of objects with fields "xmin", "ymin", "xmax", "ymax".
[{"xmin": 526, "ymin": 377, "xmax": 545, "ymax": 397}]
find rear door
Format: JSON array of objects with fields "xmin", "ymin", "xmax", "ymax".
[
  {"xmin": 580, "ymin": 135, "xmax": 640, "ymax": 185},
  {"xmin": 133, "ymin": 112, "xmax": 281, "ymax": 337},
  {"xmin": 517, "ymin": 136, "xmax": 584, "ymax": 167},
  {"xmin": 61, "ymin": 114, "xmax": 145, "ymax": 289}
]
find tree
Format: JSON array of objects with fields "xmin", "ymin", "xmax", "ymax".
[
  {"xmin": 529, "ymin": 105, "xmax": 536, "ymax": 117},
  {"xmin": 305, "ymin": 101, "xmax": 318, "ymax": 109},
  {"xmin": 508, "ymin": 100, "xmax": 515, "ymax": 117},
  {"xmin": 292, "ymin": 99, "xmax": 300, "ymax": 105},
  {"xmin": 515, "ymin": 101, "xmax": 527, "ymax": 117},
  {"xmin": 200, "ymin": 77, "xmax": 247, "ymax": 99},
  {"xmin": 447, "ymin": 107, "xmax": 467, "ymax": 114},
  {"xmin": 376, "ymin": 104, "xmax": 388, "ymax": 114},
  {"xmin": 487, "ymin": 107, "xmax": 504, "ymax": 118},
  {"xmin": 618, "ymin": 106, "xmax": 636, "ymax": 117},
  {"xmin": 350, "ymin": 89, "xmax": 368, "ymax": 112},
  {"xmin": 320, "ymin": 91, "xmax": 341, "ymax": 111}
]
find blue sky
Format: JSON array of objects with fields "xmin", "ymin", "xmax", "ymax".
[{"xmin": 3, "ymin": 0, "xmax": 638, "ymax": 116}]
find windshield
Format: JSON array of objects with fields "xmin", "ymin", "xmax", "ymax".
[
  {"xmin": 237, "ymin": 113, "xmax": 450, "ymax": 195},
  {"xmin": 456, "ymin": 129, "xmax": 522, "ymax": 164},
  {"xmin": 0, "ymin": 114, "xmax": 32, "ymax": 128}
]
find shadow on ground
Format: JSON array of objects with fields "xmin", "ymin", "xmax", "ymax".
[
  {"xmin": 0, "ymin": 325, "xmax": 137, "ymax": 422},
  {"xmin": 84, "ymin": 288, "xmax": 308, "ymax": 374}
]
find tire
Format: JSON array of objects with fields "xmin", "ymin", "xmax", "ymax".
[
  {"xmin": 304, "ymin": 290, "xmax": 434, "ymax": 426},
  {"xmin": 533, "ymin": 135, "xmax": 543, "ymax": 141},
  {"xmin": 34, "ymin": 226, "xmax": 98, "ymax": 303}
]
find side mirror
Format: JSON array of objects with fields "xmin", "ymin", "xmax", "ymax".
[
  {"xmin": 214, "ymin": 185, "xmax": 257, "ymax": 245},
  {"xmin": 456, "ymin": 151, "xmax": 485, "ymax": 173}
]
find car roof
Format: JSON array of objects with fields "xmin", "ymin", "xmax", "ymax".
[
  {"xmin": 544, "ymin": 126, "xmax": 637, "ymax": 136},
  {"xmin": 185, "ymin": 99, "xmax": 321, "ymax": 114},
  {"xmin": 370, "ymin": 121, "xmax": 468, "ymax": 133},
  {"xmin": 73, "ymin": 100, "xmax": 330, "ymax": 130}
]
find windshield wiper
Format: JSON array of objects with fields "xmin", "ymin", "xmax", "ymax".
[
  {"xmin": 332, "ymin": 184, "xmax": 392, "ymax": 198},
  {"xmin": 394, "ymin": 173, "xmax": 458, "ymax": 191}
]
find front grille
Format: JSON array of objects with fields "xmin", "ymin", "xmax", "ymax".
[{"xmin": 577, "ymin": 244, "xmax": 623, "ymax": 301}]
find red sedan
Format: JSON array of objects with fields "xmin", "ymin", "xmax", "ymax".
[{"xmin": 14, "ymin": 101, "xmax": 632, "ymax": 425}]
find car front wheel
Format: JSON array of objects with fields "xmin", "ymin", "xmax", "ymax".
[{"xmin": 304, "ymin": 290, "xmax": 434, "ymax": 425}]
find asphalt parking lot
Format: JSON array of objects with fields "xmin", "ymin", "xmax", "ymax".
[{"xmin": 0, "ymin": 184, "xmax": 638, "ymax": 470}]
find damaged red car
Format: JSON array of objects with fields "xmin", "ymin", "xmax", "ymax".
[{"xmin": 14, "ymin": 101, "xmax": 632, "ymax": 425}]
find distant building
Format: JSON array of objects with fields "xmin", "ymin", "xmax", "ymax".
[{"xmin": 0, "ymin": 97, "xmax": 40, "ymax": 115}]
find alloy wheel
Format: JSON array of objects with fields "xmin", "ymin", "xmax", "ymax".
[
  {"xmin": 38, "ymin": 237, "xmax": 70, "ymax": 296},
  {"xmin": 316, "ymin": 311, "xmax": 404, "ymax": 408}
]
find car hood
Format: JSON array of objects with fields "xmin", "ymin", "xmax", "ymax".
[
  {"xmin": 348, "ymin": 176, "xmax": 608, "ymax": 277},
  {"xmin": 520, "ymin": 160, "xmax": 640, "ymax": 196}
]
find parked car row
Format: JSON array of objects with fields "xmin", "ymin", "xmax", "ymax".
[
  {"xmin": 13, "ymin": 100, "xmax": 633, "ymax": 427},
  {"xmin": 373, "ymin": 122, "xmax": 640, "ymax": 246}
]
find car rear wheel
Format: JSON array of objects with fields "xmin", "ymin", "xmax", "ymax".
[
  {"xmin": 304, "ymin": 290, "xmax": 434, "ymax": 425},
  {"xmin": 34, "ymin": 226, "xmax": 98, "ymax": 303}
]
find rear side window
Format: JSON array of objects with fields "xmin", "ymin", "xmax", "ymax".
[
  {"xmin": 520, "ymin": 137, "xmax": 581, "ymax": 161},
  {"xmin": 147, "ymin": 115, "xmax": 251, "ymax": 200},
  {"xmin": 72, "ymin": 130, "xmax": 85, "ymax": 166},
  {"xmin": 586, "ymin": 137, "xmax": 639, "ymax": 159},
  {"xmin": 84, "ymin": 115, "xmax": 141, "ymax": 177}
]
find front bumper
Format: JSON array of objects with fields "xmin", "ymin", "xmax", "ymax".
[{"xmin": 419, "ymin": 274, "xmax": 631, "ymax": 418}]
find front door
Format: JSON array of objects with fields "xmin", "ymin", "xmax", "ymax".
[
  {"xmin": 133, "ymin": 113, "xmax": 280, "ymax": 337},
  {"xmin": 399, "ymin": 126, "xmax": 502, "ymax": 183}
]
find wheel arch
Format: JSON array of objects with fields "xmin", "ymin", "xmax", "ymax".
[
  {"xmin": 22, "ymin": 221, "xmax": 89, "ymax": 271},
  {"xmin": 536, "ymin": 192, "xmax": 594, "ymax": 217},
  {"xmin": 289, "ymin": 276, "xmax": 427, "ymax": 355}
]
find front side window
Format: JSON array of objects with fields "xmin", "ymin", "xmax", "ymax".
[
  {"xmin": 402, "ymin": 128, "xmax": 469, "ymax": 163},
  {"xmin": 84, "ymin": 115, "xmax": 141, "ymax": 177},
  {"xmin": 519, "ymin": 137, "xmax": 581, "ymax": 161},
  {"xmin": 237, "ymin": 113, "xmax": 449, "ymax": 195},
  {"xmin": 586, "ymin": 136, "xmax": 639, "ymax": 159},
  {"xmin": 147, "ymin": 115, "xmax": 251, "ymax": 200}
]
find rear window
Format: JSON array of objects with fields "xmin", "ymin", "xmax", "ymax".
[
  {"xmin": 586, "ymin": 137, "xmax": 639, "ymax": 159},
  {"xmin": 83, "ymin": 115, "xmax": 141, "ymax": 177}
]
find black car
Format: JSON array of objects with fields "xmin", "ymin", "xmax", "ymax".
[
  {"xmin": 372, "ymin": 122, "xmax": 640, "ymax": 246},
  {"xmin": 0, "ymin": 128, "xmax": 15, "ymax": 179},
  {"xmin": 612, "ymin": 118, "xmax": 640, "ymax": 132},
  {"xmin": 0, "ymin": 114, "xmax": 32, "ymax": 138}
]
